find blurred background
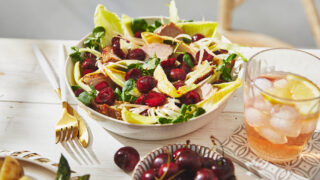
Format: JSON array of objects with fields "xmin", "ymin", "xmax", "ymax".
[{"xmin": 0, "ymin": 0, "xmax": 319, "ymax": 48}]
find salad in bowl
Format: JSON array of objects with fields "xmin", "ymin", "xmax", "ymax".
[{"xmin": 66, "ymin": 1, "xmax": 245, "ymax": 139}]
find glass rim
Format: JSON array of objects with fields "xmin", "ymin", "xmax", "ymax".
[{"xmin": 246, "ymin": 48, "xmax": 320, "ymax": 102}]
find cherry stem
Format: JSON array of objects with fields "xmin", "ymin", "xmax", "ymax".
[
  {"xmin": 210, "ymin": 135, "xmax": 224, "ymax": 157},
  {"xmin": 168, "ymin": 169, "xmax": 185, "ymax": 180}
]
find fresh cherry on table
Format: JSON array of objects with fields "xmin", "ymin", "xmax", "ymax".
[{"xmin": 114, "ymin": 146, "xmax": 140, "ymax": 172}]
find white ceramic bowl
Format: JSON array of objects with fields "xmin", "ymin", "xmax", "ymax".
[
  {"xmin": 132, "ymin": 143, "xmax": 221, "ymax": 179},
  {"xmin": 65, "ymin": 17, "xmax": 243, "ymax": 140}
]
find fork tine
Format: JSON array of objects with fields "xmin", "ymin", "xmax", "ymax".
[
  {"xmin": 60, "ymin": 127, "xmax": 67, "ymax": 142},
  {"xmin": 65, "ymin": 126, "xmax": 72, "ymax": 141},
  {"xmin": 71, "ymin": 126, "xmax": 79, "ymax": 140},
  {"xmin": 55, "ymin": 129, "xmax": 61, "ymax": 144}
]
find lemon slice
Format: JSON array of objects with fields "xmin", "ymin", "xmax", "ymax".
[
  {"xmin": 262, "ymin": 74, "xmax": 320, "ymax": 115},
  {"xmin": 197, "ymin": 78, "xmax": 242, "ymax": 112},
  {"xmin": 286, "ymin": 74, "xmax": 320, "ymax": 100},
  {"xmin": 287, "ymin": 74, "xmax": 320, "ymax": 114},
  {"xmin": 122, "ymin": 108, "xmax": 157, "ymax": 124}
]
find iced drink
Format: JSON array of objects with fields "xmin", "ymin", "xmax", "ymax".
[{"xmin": 244, "ymin": 73, "xmax": 320, "ymax": 162}]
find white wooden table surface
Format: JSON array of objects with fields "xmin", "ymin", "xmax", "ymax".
[{"xmin": 0, "ymin": 37, "xmax": 319, "ymax": 180}]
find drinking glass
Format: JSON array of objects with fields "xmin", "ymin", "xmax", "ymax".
[{"xmin": 244, "ymin": 48, "xmax": 320, "ymax": 162}]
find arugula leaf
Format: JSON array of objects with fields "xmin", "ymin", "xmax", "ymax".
[
  {"xmin": 181, "ymin": 37, "xmax": 192, "ymax": 44},
  {"xmin": 225, "ymin": 53, "xmax": 237, "ymax": 63},
  {"xmin": 84, "ymin": 26, "xmax": 106, "ymax": 51},
  {"xmin": 142, "ymin": 56, "xmax": 160, "ymax": 75},
  {"xmin": 131, "ymin": 18, "xmax": 148, "ymax": 33},
  {"xmin": 217, "ymin": 53, "xmax": 237, "ymax": 82},
  {"xmin": 193, "ymin": 107, "xmax": 206, "ymax": 117},
  {"xmin": 78, "ymin": 92, "xmax": 92, "ymax": 106},
  {"xmin": 158, "ymin": 104, "xmax": 206, "ymax": 124},
  {"xmin": 127, "ymin": 56, "xmax": 160, "ymax": 76},
  {"xmin": 122, "ymin": 79, "xmax": 135, "ymax": 92},
  {"xmin": 69, "ymin": 47, "xmax": 85, "ymax": 62},
  {"xmin": 131, "ymin": 18, "xmax": 162, "ymax": 33},
  {"xmin": 115, "ymin": 79, "xmax": 138, "ymax": 103},
  {"xmin": 163, "ymin": 39, "xmax": 177, "ymax": 46},
  {"xmin": 56, "ymin": 155, "xmax": 70, "ymax": 180},
  {"xmin": 77, "ymin": 86, "xmax": 97, "ymax": 106},
  {"xmin": 71, "ymin": 85, "xmax": 81, "ymax": 91},
  {"xmin": 114, "ymin": 88, "xmax": 122, "ymax": 100},
  {"xmin": 158, "ymin": 117, "xmax": 173, "ymax": 124},
  {"xmin": 183, "ymin": 53, "xmax": 194, "ymax": 68}
]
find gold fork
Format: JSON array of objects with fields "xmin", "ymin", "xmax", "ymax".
[
  {"xmin": 58, "ymin": 45, "xmax": 89, "ymax": 147},
  {"xmin": 55, "ymin": 101, "xmax": 79, "ymax": 143},
  {"xmin": 33, "ymin": 45, "xmax": 86, "ymax": 145}
]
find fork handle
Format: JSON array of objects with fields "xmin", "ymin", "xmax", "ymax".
[{"xmin": 59, "ymin": 44, "xmax": 67, "ymax": 102}]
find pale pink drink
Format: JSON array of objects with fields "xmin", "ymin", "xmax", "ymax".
[{"xmin": 244, "ymin": 49, "xmax": 320, "ymax": 162}]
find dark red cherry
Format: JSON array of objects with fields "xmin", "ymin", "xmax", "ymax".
[
  {"xmin": 180, "ymin": 62, "xmax": 191, "ymax": 73},
  {"xmin": 81, "ymin": 58, "xmax": 97, "ymax": 70},
  {"xmin": 74, "ymin": 88, "xmax": 84, "ymax": 97},
  {"xmin": 125, "ymin": 68, "xmax": 142, "ymax": 81},
  {"xmin": 172, "ymin": 147, "xmax": 189, "ymax": 160},
  {"xmin": 158, "ymin": 162, "xmax": 179, "ymax": 180},
  {"xmin": 111, "ymin": 37, "xmax": 126, "ymax": 59},
  {"xmin": 135, "ymin": 94, "xmax": 146, "ymax": 105},
  {"xmin": 202, "ymin": 157, "xmax": 216, "ymax": 169},
  {"xmin": 95, "ymin": 87, "xmax": 115, "ymax": 105},
  {"xmin": 140, "ymin": 168, "xmax": 156, "ymax": 180},
  {"xmin": 192, "ymin": 34, "xmax": 205, "ymax": 42},
  {"xmin": 175, "ymin": 171, "xmax": 194, "ymax": 180},
  {"xmin": 82, "ymin": 69, "xmax": 95, "ymax": 76},
  {"xmin": 169, "ymin": 68, "xmax": 186, "ymax": 82},
  {"xmin": 135, "ymin": 31, "xmax": 142, "ymax": 38},
  {"xmin": 196, "ymin": 50, "xmax": 214, "ymax": 62},
  {"xmin": 173, "ymin": 81, "xmax": 185, "ymax": 90},
  {"xmin": 112, "ymin": 36, "xmax": 120, "ymax": 45},
  {"xmin": 180, "ymin": 90, "xmax": 201, "ymax": 105},
  {"xmin": 144, "ymin": 92, "xmax": 166, "ymax": 107},
  {"xmin": 152, "ymin": 153, "xmax": 169, "ymax": 169},
  {"xmin": 161, "ymin": 57, "xmax": 176, "ymax": 69},
  {"xmin": 127, "ymin": 48, "xmax": 146, "ymax": 60},
  {"xmin": 211, "ymin": 157, "xmax": 235, "ymax": 180},
  {"xmin": 84, "ymin": 52, "xmax": 96, "ymax": 59},
  {"xmin": 136, "ymin": 76, "xmax": 157, "ymax": 93},
  {"xmin": 175, "ymin": 149, "xmax": 203, "ymax": 172},
  {"xmin": 114, "ymin": 146, "xmax": 140, "ymax": 172},
  {"xmin": 194, "ymin": 168, "xmax": 218, "ymax": 180},
  {"xmin": 95, "ymin": 81, "xmax": 108, "ymax": 91}
]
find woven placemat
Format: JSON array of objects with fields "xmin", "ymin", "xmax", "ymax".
[{"xmin": 217, "ymin": 124, "xmax": 320, "ymax": 180}]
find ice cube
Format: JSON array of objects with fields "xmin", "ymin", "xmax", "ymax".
[
  {"xmin": 269, "ymin": 105, "xmax": 301, "ymax": 137},
  {"xmin": 300, "ymin": 119, "xmax": 318, "ymax": 134},
  {"xmin": 253, "ymin": 96, "xmax": 272, "ymax": 112},
  {"xmin": 256, "ymin": 126, "xmax": 288, "ymax": 144},
  {"xmin": 273, "ymin": 78, "xmax": 288, "ymax": 88},
  {"xmin": 253, "ymin": 78, "xmax": 273, "ymax": 97},
  {"xmin": 245, "ymin": 107, "xmax": 268, "ymax": 127},
  {"xmin": 254, "ymin": 78, "xmax": 273, "ymax": 90}
]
